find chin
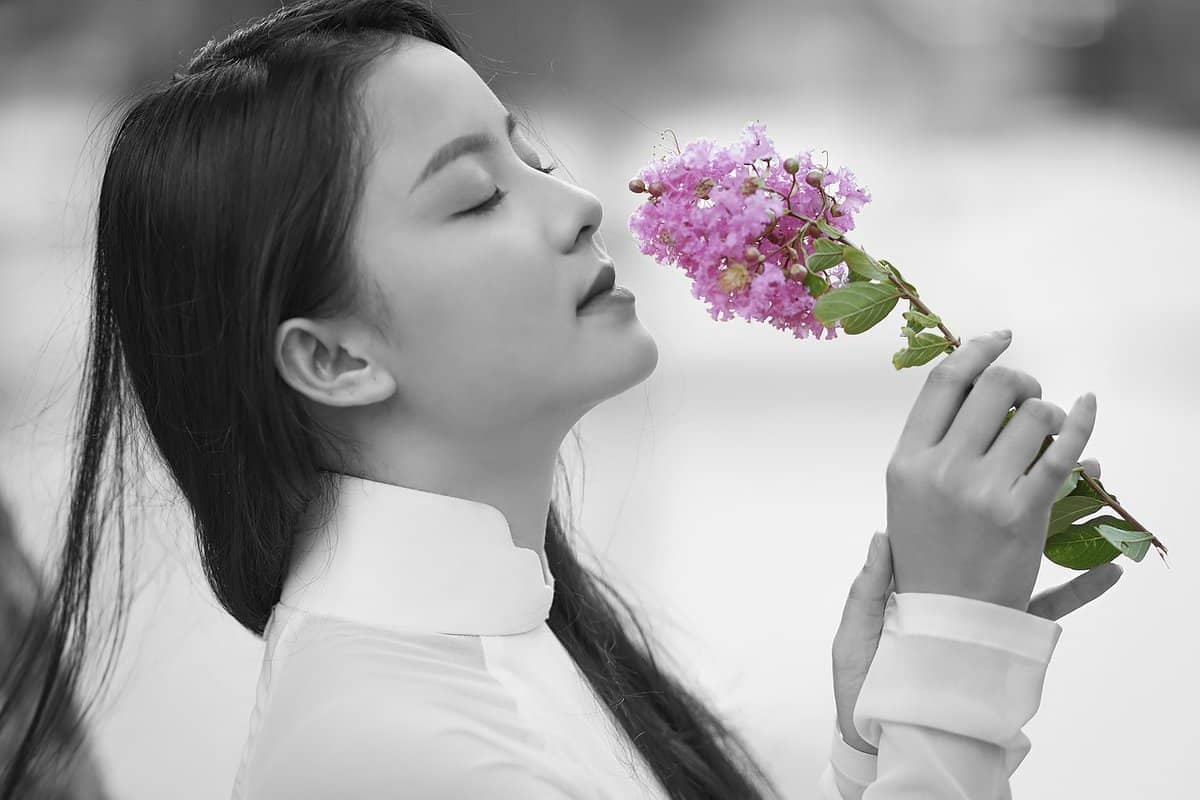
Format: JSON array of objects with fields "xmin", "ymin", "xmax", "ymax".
[
  {"xmin": 629, "ymin": 331, "xmax": 659, "ymax": 382},
  {"xmin": 598, "ymin": 330, "xmax": 660, "ymax": 398},
  {"xmin": 560, "ymin": 326, "xmax": 659, "ymax": 416}
]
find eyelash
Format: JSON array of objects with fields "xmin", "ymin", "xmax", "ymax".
[{"xmin": 465, "ymin": 163, "xmax": 559, "ymax": 215}]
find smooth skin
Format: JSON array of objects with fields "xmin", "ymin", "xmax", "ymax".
[
  {"xmin": 273, "ymin": 39, "xmax": 658, "ymax": 568},
  {"xmin": 831, "ymin": 329, "xmax": 1123, "ymax": 754}
]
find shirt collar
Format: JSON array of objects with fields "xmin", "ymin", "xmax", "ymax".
[{"xmin": 277, "ymin": 473, "xmax": 555, "ymax": 636}]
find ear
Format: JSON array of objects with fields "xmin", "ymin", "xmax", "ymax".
[{"xmin": 274, "ymin": 317, "xmax": 397, "ymax": 408}]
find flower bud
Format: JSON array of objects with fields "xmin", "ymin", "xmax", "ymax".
[
  {"xmin": 789, "ymin": 263, "xmax": 808, "ymax": 279},
  {"xmin": 805, "ymin": 169, "xmax": 824, "ymax": 189},
  {"xmin": 830, "ymin": 203, "xmax": 844, "ymax": 217},
  {"xmin": 648, "ymin": 180, "xmax": 666, "ymax": 197},
  {"xmin": 743, "ymin": 245, "xmax": 762, "ymax": 263},
  {"xmin": 783, "ymin": 157, "xmax": 800, "ymax": 175},
  {"xmin": 629, "ymin": 178, "xmax": 646, "ymax": 193}
]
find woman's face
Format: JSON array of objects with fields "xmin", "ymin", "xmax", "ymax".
[{"xmin": 328, "ymin": 38, "xmax": 658, "ymax": 438}]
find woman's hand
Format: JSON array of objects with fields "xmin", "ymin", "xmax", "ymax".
[
  {"xmin": 885, "ymin": 329, "xmax": 1098, "ymax": 610},
  {"xmin": 832, "ymin": 456, "xmax": 1122, "ymax": 755}
]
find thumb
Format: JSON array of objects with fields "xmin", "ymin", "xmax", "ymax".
[
  {"xmin": 842, "ymin": 532, "xmax": 893, "ymax": 616},
  {"xmin": 834, "ymin": 532, "xmax": 894, "ymax": 654}
]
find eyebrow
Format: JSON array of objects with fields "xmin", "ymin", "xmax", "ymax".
[{"xmin": 409, "ymin": 111, "xmax": 518, "ymax": 196}]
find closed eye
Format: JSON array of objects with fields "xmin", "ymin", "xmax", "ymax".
[
  {"xmin": 463, "ymin": 187, "xmax": 507, "ymax": 216},
  {"xmin": 460, "ymin": 162, "xmax": 559, "ymax": 216}
]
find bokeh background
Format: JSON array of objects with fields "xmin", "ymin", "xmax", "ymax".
[{"xmin": 1, "ymin": 0, "xmax": 1196, "ymax": 797}]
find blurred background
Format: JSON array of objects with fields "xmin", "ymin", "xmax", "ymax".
[{"xmin": 1, "ymin": 0, "xmax": 1196, "ymax": 797}]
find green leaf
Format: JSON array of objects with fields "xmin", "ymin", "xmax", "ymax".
[
  {"xmin": 1052, "ymin": 470, "xmax": 1081, "ymax": 503},
  {"xmin": 807, "ymin": 238, "xmax": 846, "ymax": 272},
  {"xmin": 1044, "ymin": 521, "xmax": 1121, "ymax": 570},
  {"xmin": 892, "ymin": 332, "xmax": 954, "ymax": 369},
  {"xmin": 1047, "ymin": 495, "xmax": 1104, "ymax": 536},
  {"xmin": 879, "ymin": 260, "xmax": 919, "ymax": 296},
  {"xmin": 848, "ymin": 271, "xmax": 872, "ymax": 283},
  {"xmin": 816, "ymin": 218, "xmax": 843, "ymax": 238},
  {"xmin": 1068, "ymin": 475, "xmax": 1119, "ymax": 506},
  {"xmin": 813, "ymin": 237, "xmax": 843, "ymax": 255},
  {"xmin": 1095, "ymin": 521, "xmax": 1154, "ymax": 563},
  {"xmin": 1045, "ymin": 514, "xmax": 1147, "ymax": 569},
  {"xmin": 802, "ymin": 271, "xmax": 829, "ymax": 296},
  {"xmin": 813, "ymin": 282, "xmax": 900, "ymax": 334},
  {"xmin": 901, "ymin": 309, "xmax": 941, "ymax": 330},
  {"xmin": 843, "ymin": 246, "xmax": 889, "ymax": 281}
]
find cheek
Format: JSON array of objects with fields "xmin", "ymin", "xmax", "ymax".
[
  {"xmin": 446, "ymin": 237, "xmax": 567, "ymax": 342},
  {"xmin": 384, "ymin": 257, "xmax": 570, "ymax": 376}
]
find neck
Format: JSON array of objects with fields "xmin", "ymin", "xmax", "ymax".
[{"xmin": 341, "ymin": 420, "xmax": 564, "ymax": 566}]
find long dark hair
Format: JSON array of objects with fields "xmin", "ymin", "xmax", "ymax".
[{"xmin": 1, "ymin": 2, "xmax": 783, "ymax": 797}]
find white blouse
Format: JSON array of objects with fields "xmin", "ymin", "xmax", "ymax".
[{"xmin": 230, "ymin": 474, "xmax": 1062, "ymax": 799}]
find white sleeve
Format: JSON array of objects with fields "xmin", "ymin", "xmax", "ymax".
[
  {"xmin": 817, "ymin": 592, "xmax": 1062, "ymax": 799},
  {"xmin": 817, "ymin": 720, "xmax": 879, "ymax": 799}
]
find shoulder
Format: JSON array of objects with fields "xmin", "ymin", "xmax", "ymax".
[
  {"xmin": 259, "ymin": 611, "xmax": 508, "ymax": 735},
  {"xmin": 245, "ymin": 614, "xmax": 587, "ymax": 798},
  {"xmin": 246, "ymin": 679, "xmax": 584, "ymax": 799}
]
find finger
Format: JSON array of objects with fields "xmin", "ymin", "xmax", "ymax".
[
  {"xmin": 1015, "ymin": 393, "xmax": 1097, "ymax": 508},
  {"xmin": 835, "ymin": 533, "xmax": 893, "ymax": 639},
  {"xmin": 1078, "ymin": 457, "xmax": 1100, "ymax": 479},
  {"xmin": 981, "ymin": 398, "xmax": 1067, "ymax": 486},
  {"xmin": 894, "ymin": 330, "xmax": 1013, "ymax": 456},
  {"xmin": 941, "ymin": 366, "xmax": 1043, "ymax": 457},
  {"xmin": 1026, "ymin": 562, "xmax": 1123, "ymax": 621}
]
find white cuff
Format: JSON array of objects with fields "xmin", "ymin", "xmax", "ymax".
[
  {"xmin": 852, "ymin": 592, "xmax": 1062, "ymax": 749},
  {"xmin": 829, "ymin": 719, "xmax": 878, "ymax": 787}
]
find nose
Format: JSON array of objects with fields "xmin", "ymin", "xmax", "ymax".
[{"xmin": 560, "ymin": 183, "xmax": 604, "ymax": 255}]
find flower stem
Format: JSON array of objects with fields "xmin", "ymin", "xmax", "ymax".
[
  {"xmin": 755, "ymin": 170, "xmax": 1167, "ymax": 567},
  {"xmin": 779, "ymin": 209, "xmax": 964, "ymax": 347},
  {"xmin": 1076, "ymin": 470, "xmax": 1169, "ymax": 563},
  {"xmin": 880, "ymin": 270, "xmax": 961, "ymax": 348}
]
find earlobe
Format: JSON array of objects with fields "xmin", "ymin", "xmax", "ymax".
[
  {"xmin": 275, "ymin": 318, "xmax": 397, "ymax": 408},
  {"xmin": 348, "ymin": 363, "xmax": 398, "ymax": 406}
]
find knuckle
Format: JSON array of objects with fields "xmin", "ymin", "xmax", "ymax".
[
  {"xmin": 1020, "ymin": 398, "xmax": 1061, "ymax": 427},
  {"xmin": 1017, "ymin": 371, "xmax": 1042, "ymax": 399},
  {"xmin": 963, "ymin": 484, "xmax": 996, "ymax": 514},
  {"xmin": 1039, "ymin": 450, "xmax": 1076, "ymax": 475},
  {"xmin": 929, "ymin": 460, "xmax": 960, "ymax": 494},
  {"xmin": 979, "ymin": 365, "xmax": 1044, "ymax": 399},
  {"xmin": 927, "ymin": 362, "xmax": 961, "ymax": 386},
  {"xmin": 967, "ymin": 486, "xmax": 1017, "ymax": 524},
  {"xmin": 980, "ymin": 364, "xmax": 1017, "ymax": 385},
  {"xmin": 991, "ymin": 502, "xmax": 1022, "ymax": 528}
]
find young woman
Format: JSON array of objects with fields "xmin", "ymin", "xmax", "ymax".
[{"xmin": 1, "ymin": 1, "xmax": 1123, "ymax": 797}]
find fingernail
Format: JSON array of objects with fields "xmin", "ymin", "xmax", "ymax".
[{"xmin": 995, "ymin": 328, "xmax": 1012, "ymax": 339}]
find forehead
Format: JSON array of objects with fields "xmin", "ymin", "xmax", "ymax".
[{"xmin": 359, "ymin": 39, "xmax": 506, "ymax": 165}]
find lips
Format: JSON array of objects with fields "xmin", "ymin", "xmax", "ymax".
[{"xmin": 577, "ymin": 263, "xmax": 616, "ymax": 309}]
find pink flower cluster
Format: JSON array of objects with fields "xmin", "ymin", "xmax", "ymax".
[{"xmin": 628, "ymin": 121, "xmax": 871, "ymax": 339}]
